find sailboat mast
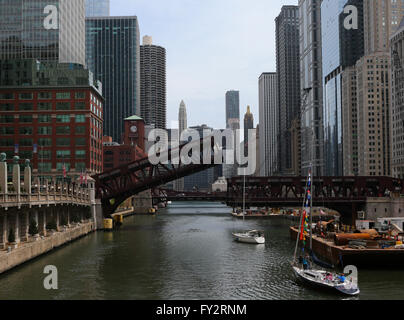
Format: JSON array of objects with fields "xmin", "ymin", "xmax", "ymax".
[
  {"xmin": 243, "ymin": 172, "xmax": 246, "ymax": 220},
  {"xmin": 310, "ymin": 163, "xmax": 313, "ymax": 251}
]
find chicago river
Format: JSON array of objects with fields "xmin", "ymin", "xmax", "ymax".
[{"xmin": 0, "ymin": 202, "xmax": 403, "ymax": 300}]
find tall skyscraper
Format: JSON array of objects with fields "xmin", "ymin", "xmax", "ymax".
[
  {"xmin": 243, "ymin": 105, "xmax": 254, "ymax": 155},
  {"xmin": 140, "ymin": 36, "xmax": 167, "ymax": 129},
  {"xmin": 299, "ymin": 0, "xmax": 324, "ymax": 177},
  {"xmin": 259, "ymin": 72, "xmax": 278, "ymax": 176},
  {"xmin": 321, "ymin": 0, "xmax": 348, "ymax": 176},
  {"xmin": 86, "ymin": 16, "xmax": 141, "ymax": 142},
  {"xmin": 391, "ymin": 17, "xmax": 404, "ymax": 179},
  {"xmin": 0, "ymin": 0, "xmax": 86, "ymax": 66},
  {"xmin": 85, "ymin": 0, "xmax": 110, "ymax": 17},
  {"xmin": 174, "ymin": 100, "xmax": 187, "ymax": 191},
  {"xmin": 276, "ymin": 5, "xmax": 301, "ymax": 176},
  {"xmin": 226, "ymin": 90, "xmax": 240, "ymax": 130}
]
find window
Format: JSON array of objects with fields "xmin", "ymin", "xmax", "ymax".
[
  {"xmin": 38, "ymin": 150, "xmax": 51, "ymax": 159},
  {"xmin": 75, "ymin": 138, "xmax": 86, "ymax": 146},
  {"xmin": 56, "ymin": 92, "xmax": 71, "ymax": 99},
  {"xmin": 19, "ymin": 127, "xmax": 33, "ymax": 135},
  {"xmin": 19, "ymin": 138, "xmax": 33, "ymax": 147},
  {"xmin": 38, "ymin": 92, "xmax": 52, "ymax": 100},
  {"xmin": 19, "ymin": 103, "xmax": 33, "ymax": 111},
  {"xmin": 0, "ymin": 103, "xmax": 14, "ymax": 111},
  {"xmin": 56, "ymin": 138, "xmax": 70, "ymax": 146},
  {"xmin": 19, "ymin": 93, "xmax": 33, "ymax": 100},
  {"xmin": 38, "ymin": 115, "xmax": 51, "ymax": 123},
  {"xmin": 56, "ymin": 126, "xmax": 70, "ymax": 135},
  {"xmin": 38, "ymin": 102, "xmax": 52, "ymax": 110},
  {"xmin": 75, "ymin": 102, "xmax": 86, "ymax": 110},
  {"xmin": 75, "ymin": 126, "xmax": 86, "ymax": 135},
  {"xmin": 0, "ymin": 127, "xmax": 14, "ymax": 135},
  {"xmin": 19, "ymin": 115, "xmax": 33, "ymax": 123},
  {"xmin": 0, "ymin": 92, "xmax": 14, "ymax": 99},
  {"xmin": 75, "ymin": 114, "xmax": 86, "ymax": 123},
  {"xmin": 38, "ymin": 162, "xmax": 52, "ymax": 172},
  {"xmin": 19, "ymin": 151, "xmax": 32, "ymax": 159},
  {"xmin": 56, "ymin": 162, "xmax": 71, "ymax": 171},
  {"xmin": 0, "ymin": 115, "xmax": 14, "ymax": 123},
  {"xmin": 75, "ymin": 150, "xmax": 86, "ymax": 159},
  {"xmin": 75, "ymin": 92, "xmax": 86, "ymax": 99},
  {"xmin": 56, "ymin": 150, "xmax": 71, "ymax": 159},
  {"xmin": 56, "ymin": 115, "xmax": 70, "ymax": 123},
  {"xmin": 56, "ymin": 102, "xmax": 70, "ymax": 110},
  {"xmin": 38, "ymin": 138, "xmax": 52, "ymax": 147},
  {"xmin": 0, "ymin": 139, "xmax": 14, "ymax": 147},
  {"xmin": 75, "ymin": 162, "xmax": 86, "ymax": 171}
]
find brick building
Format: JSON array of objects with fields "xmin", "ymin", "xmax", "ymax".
[{"xmin": 0, "ymin": 59, "xmax": 103, "ymax": 182}]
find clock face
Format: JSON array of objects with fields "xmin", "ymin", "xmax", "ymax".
[{"xmin": 130, "ymin": 125, "xmax": 137, "ymax": 133}]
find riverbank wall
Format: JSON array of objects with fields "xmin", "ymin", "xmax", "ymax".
[{"xmin": 0, "ymin": 221, "xmax": 94, "ymax": 275}]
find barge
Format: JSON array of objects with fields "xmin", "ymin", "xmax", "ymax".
[{"xmin": 290, "ymin": 226, "xmax": 404, "ymax": 268}]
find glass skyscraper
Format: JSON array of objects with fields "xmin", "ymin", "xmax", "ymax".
[
  {"xmin": 86, "ymin": 16, "xmax": 140, "ymax": 142},
  {"xmin": 85, "ymin": 0, "xmax": 109, "ymax": 17},
  {"xmin": 0, "ymin": 0, "xmax": 85, "ymax": 66},
  {"xmin": 225, "ymin": 90, "xmax": 240, "ymax": 129}
]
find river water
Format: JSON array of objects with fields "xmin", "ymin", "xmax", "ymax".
[{"xmin": 0, "ymin": 202, "xmax": 403, "ymax": 300}]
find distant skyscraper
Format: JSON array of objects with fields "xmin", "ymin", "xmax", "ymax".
[
  {"xmin": 85, "ymin": 0, "xmax": 110, "ymax": 16},
  {"xmin": 174, "ymin": 100, "xmax": 187, "ymax": 191},
  {"xmin": 299, "ymin": 0, "xmax": 324, "ymax": 176},
  {"xmin": 276, "ymin": 5, "xmax": 300, "ymax": 175},
  {"xmin": 243, "ymin": 106, "xmax": 254, "ymax": 154},
  {"xmin": 0, "ymin": 0, "xmax": 86, "ymax": 66},
  {"xmin": 259, "ymin": 72, "xmax": 278, "ymax": 176},
  {"xmin": 226, "ymin": 90, "xmax": 240, "ymax": 129},
  {"xmin": 391, "ymin": 17, "xmax": 404, "ymax": 179},
  {"xmin": 140, "ymin": 36, "xmax": 167, "ymax": 129},
  {"xmin": 86, "ymin": 16, "xmax": 141, "ymax": 142}
]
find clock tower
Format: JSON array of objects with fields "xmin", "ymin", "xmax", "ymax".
[{"xmin": 123, "ymin": 115, "xmax": 145, "ymax": 151}]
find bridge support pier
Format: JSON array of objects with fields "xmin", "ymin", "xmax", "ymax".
[
  {"xmin": 38, "ymin": 209, "xmax": 47, "ymax": 237},
  {"xmin": 94, "ymin": 200, "xmax": 104, "ymax": 230},
  {"xmin": 0, "ymin": 212, "xmax": 7, "ymax": 249},
  {"xmin": 19, "ymin": 210, "xmax": 29, "ymax": 242},
  {"xmin": 8, "ymin": 209, "xmax": 20, "ymax": 244}
]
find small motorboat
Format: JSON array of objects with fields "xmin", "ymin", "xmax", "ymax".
[
  {"xmin": 292, "ymin": 264, "xmax": 360, "ymax": 296},
  {"xmin": 232, "ymin": 230, "xmax": 265, "ymax": 244}
]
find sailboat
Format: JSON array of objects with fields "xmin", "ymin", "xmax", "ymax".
[
  {"xmin": 291, "ymin": 165, "xmax": 360, "ymax": 296},
  {"xmin": 232, "ymin": 172, "xmax": 266, "ymax": 244}
]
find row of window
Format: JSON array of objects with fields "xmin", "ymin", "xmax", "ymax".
[
  {"xmin": 0, "ymin": 114, "xmax": 87, "ymax": 123},
  {"xmin": 0, "ymin": 102, "xmax": 87, "ymax": 111},
  {"xmin": 0, "ymin": 92, "xmax": 87, "ymax": 100},
  {"xmin": 38, "ymin": 162, "xmax": 87, "ymax": 172},
  {"xmin": 0, "ymin": 138, "xmax": 87, "ymax": 147},
  {"xmin": 0, "ymin": 126, "xmax": 87, "ymax": 135}
]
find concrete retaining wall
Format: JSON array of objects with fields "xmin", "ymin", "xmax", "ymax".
[{"xmin": 0, "ymin": 222, "xmax": 94, "ymax": 275}]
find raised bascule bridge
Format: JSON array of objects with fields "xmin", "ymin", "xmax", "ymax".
[{"xmin": 92, "ymin": 136, "xmax": 404, "ymax": 223}]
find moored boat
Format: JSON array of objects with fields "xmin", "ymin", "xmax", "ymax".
[{"xmin": 232, "ymin": 230, "xmax": 265, "ymax": 244}]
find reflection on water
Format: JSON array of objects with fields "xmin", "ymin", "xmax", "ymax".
[{"xmin": 0, "ymin": 202, "xmax": 403, "ymax": 300}]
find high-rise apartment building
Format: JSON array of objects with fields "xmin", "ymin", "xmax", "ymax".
[
  {"xmin": 86, "ymin": 16, "xmax": 141, "ymax": 143},
  {"xmin": 225, "ymin": 90, "xmax": 240, "ymax": 130},
  {"xmin": 0, "ymin": 0, "xmax": 86, "ymax": 66},
  {"xmin": 276, "ymin": 5, "xmax": 301, "ymax": 175},
  {"xmin": 390, "ymin": 17, "xmax": 404, "ymax": 179},
  {"xmin": 259, "ymin": 72, "xmax": 278, "ymax": 176},
  {"xmin": 299, "ymin": 0, "xmax": 324, "ymax": 176},
  {"xmin": 140, "ymin": 36, "xmax": 167, "ymax": 129},
  {"xmin": 85, "ymin": 0, "xmax": 110, "ymax": 17}
]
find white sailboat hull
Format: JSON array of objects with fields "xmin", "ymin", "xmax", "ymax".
[
  {"xmin": 232, "ymin": 233, "xmax": 265, "ymax": 244},
  {"xmin": 292, "ymin": 266, "xmax": 360, "ymax": 296}
]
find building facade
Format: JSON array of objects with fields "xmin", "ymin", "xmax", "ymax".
[
  {"xmin": 0, "ymin": 0, "xmax": 86, "ymax": 66},
  {"xmin": 259, "ymin": 72, "xmax": 278, "ymax": 176},
  {"xmin": 390, "ymin": 17, "xmax": 404, "ymax": 179},
  {"xmin": 140, "ymin": 36, "xmax": 167, "ymax": 129},
  {"xmin": 225, "ymin": 90, "xmax": 240, "ymax": 130},
  {"xmin": 299, "ymin": 0, "xmax": 324, "ymax": 176},
  {"xmin": 85, "ymin": 0, "xmax": 110, "ymax": 17},
  {"xmin": 86, "ymin": 16, "xmax": 141, "ymax": 142},
  {"xmin": 276, "ymin": 5, "xmax": 301, "ymax": 175},
  {"xmin": 0, "ymin": 59, "xmax": 103, "ymax": 182},
  {"xmin": 243, "ymin": 105, "xmax": 254, "ymax": 155},
  {"xmin": 174, "ymin": 100, "xmax": 187, "ymax": 191}
]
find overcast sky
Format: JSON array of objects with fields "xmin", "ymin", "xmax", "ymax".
[{"xmin": 111, "ymin": 0, "xmax": 296, "ymax": 130}]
